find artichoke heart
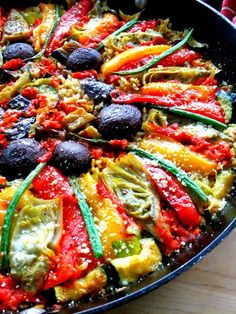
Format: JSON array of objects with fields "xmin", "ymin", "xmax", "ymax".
[
  {"xmin": 3, "ymin": 9, "xmax": 31, "ymax": 42},
  {"xmin": 108, "ymin": 30, "xmax": 164, "ymax": 50},
  {"xmin": 101, "ymin": 153, "xmax": 161, "ymax": 221},
  {"xmin": 143, "ymin": 67, "xmax": 212, "ymax": 85},
  {"xmin": 9, "ymin": 197, "xmax": 63, "ymax": 292}
]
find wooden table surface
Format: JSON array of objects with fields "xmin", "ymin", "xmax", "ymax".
[{"xmin": 106, "ymin": 229, "xmax": 236, "ymax": 314}]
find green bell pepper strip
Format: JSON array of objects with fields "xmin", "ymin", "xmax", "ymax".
[
  {"xmin": 69, "ymin": 177, "xmax": 103, "ymax": 259},
  {"xmin": 112, "ymin": 236, "xmax": 142, "ymax": 258},
  {"xmin": 71, "ymin": 134, "xmax": 208, "ymax": 203},
  {"xmin": 0, "ymin": 162, "xmax": 47, "ymax": 272},
  {"xmin": 96, "ymin": 18, "xmax": 138, "ymax": 51},
  {"xmin": 25, "ymin": 4, "xmax": 61, "ymax": 61},
  {"xmin": 114, "ymin": 28, "xmax": 194, "ymax": 75}
]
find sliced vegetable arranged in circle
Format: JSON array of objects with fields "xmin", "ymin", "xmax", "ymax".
[{"xmin": 0, "ymin": 0, "xmax": 235, "ymax": 311}]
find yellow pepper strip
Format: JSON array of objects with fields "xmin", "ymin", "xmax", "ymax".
[
  {"xmin": 33, "ymin": 3, "xmax": 56, "ymax": 52},
  {"xmin": 79, "ymin": 173, "xmax": 126, "ymax": 260},
  {"xmin": 0, "ymin": 72, "xmax": 31, "ymax": 102},
  {"xmin": 101, "ymin": 45, "xmax": 170, "ymax": 77},
  {"xmin": 212, "ymin": 170, "xmax": 234, "ymax": 199},
  {"xmin": 141, "ymin": 82, "xmax": 217, "ymax": 102},
  {"xmin": 138, "ymin": 136, "xmax": 217, "ymax": 175},
  {"xmin": 0, "ymin": 184, "xmax": 34, "ymax": 230}
]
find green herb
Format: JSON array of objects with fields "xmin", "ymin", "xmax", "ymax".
[
  {"xmin": 114, "ymin": 28, "xmax": 194, "ymax": 75},
  {"xmin": 96, "ymin": 18, "xmax": 138, "ymax": 51},
  {"xmin": 25, "ymin": 4, "xmax": 61, "ymax": 61},
  {"xmin": 127, "ymin": 145, "xmax": 208, "ymax": 203},
  {"xmin": 69, "ymin": 177, "xmax": 103, "ymax": 259},
  {"xmin": 0, "ymin": 162, "xmax": 47, "ymax": 272}
]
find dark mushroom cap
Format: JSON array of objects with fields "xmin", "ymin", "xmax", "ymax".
[
  {"xmin": 3, "ymin": 43, "xmax": 35, "ymax": 61},
  {"xmin": 52, "ymin": 141, "xmax": 92, "ymax": 176},
  {"xmin": 66, "ymin": 48, "xmax": 102, "ymax": 72},
  {"xmin": 0, "ymin": 138, "xmax": 44, "ymax": 179},
  {"xmin": 97, "ymin": 104, "xmax": 142, "ymax": 139}
]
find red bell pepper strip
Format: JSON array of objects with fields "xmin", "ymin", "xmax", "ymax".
[
  {"xmin": 72, "ymin": 69, "xmax": 99, "ymax": 79},
  {"xmin": 47, "ymin": 0, "xmax": 92, "ymax": 54},
  {"xmin": 144, "ymin": 163, "xmax": 200, "ymax": 227},
  {"xmin": 110, "ymin": 90, "xmax": 226, "ymax": 123},
  {"xmin": 157, "ymin": 48, "xmax": 201, "ymax": 67},
  {"xmin": 160, "ymin": 209, "xmax": 201, "ymax": 255},
  {"xmin": 155, "ymin": 219, "xmax": 180, "ymax": 254},
  {"xmin": 128, "ymin": 20, "xmax": 159, "ymax": 33},
  {"xmin": 32, "ymin": 166, "xmax": 98, "ymax": 289},
  {"xmin": 0, "ymin": 275, "xmax": 43, "ymax": 311}
]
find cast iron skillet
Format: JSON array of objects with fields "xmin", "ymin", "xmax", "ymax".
[
  {"xmin": 3, "ymin": 0, "xmax": 236, "ymax": 313},
  {"xmin": 51, "ymin": 1, "xmax": 236, "ymax": 313}
]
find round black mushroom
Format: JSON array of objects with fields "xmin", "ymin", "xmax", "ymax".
[
  {"xmin": 3, "ymin": 43, "xmax": 35, "ymax": 61},
  {"xmin": 52, "ymin": 141, "xmax": 91, "ymax": 176},
  {"xmin": 97, "ymin": 104, "xmax": 142, "ymax": 139},
  {"xmin": 66, "ymin": 48, "xmax": 102, "ymax": 72},
  {"xmin": 0, "ymin": 138, "xmax": 44, "ymax": 180}
]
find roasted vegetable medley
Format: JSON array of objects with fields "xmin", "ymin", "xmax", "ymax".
[{"xmin": 0, "ymin": 0, "xmax": 235, "ymax": 311}]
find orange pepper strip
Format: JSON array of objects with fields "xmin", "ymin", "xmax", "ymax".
[
  {"xmin": 101, "ymin": 45, "xmax": 171, "ymax": 77},
  {"xmin": 141, "ymin": 82, "xmax": 218, "ymax": 103}
]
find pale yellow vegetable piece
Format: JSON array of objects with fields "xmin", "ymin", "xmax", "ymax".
[
  {"xmin": 3, "ymin": 9, "xmax": 30, "ymax": 42},
  {"xmin": 55, "ymin": 267, "xmax": 107, "ymax": 303},
  {"xmin": 62, "ymin": 107, "xmax": 95, "ymax": 131},
  {"xmin": 111, "ymin": 238, "xmax": 162, "ymax": 285},
  {"xmin": 212, "ymin": 170, "xmax": 234, "ymax": 200}
]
